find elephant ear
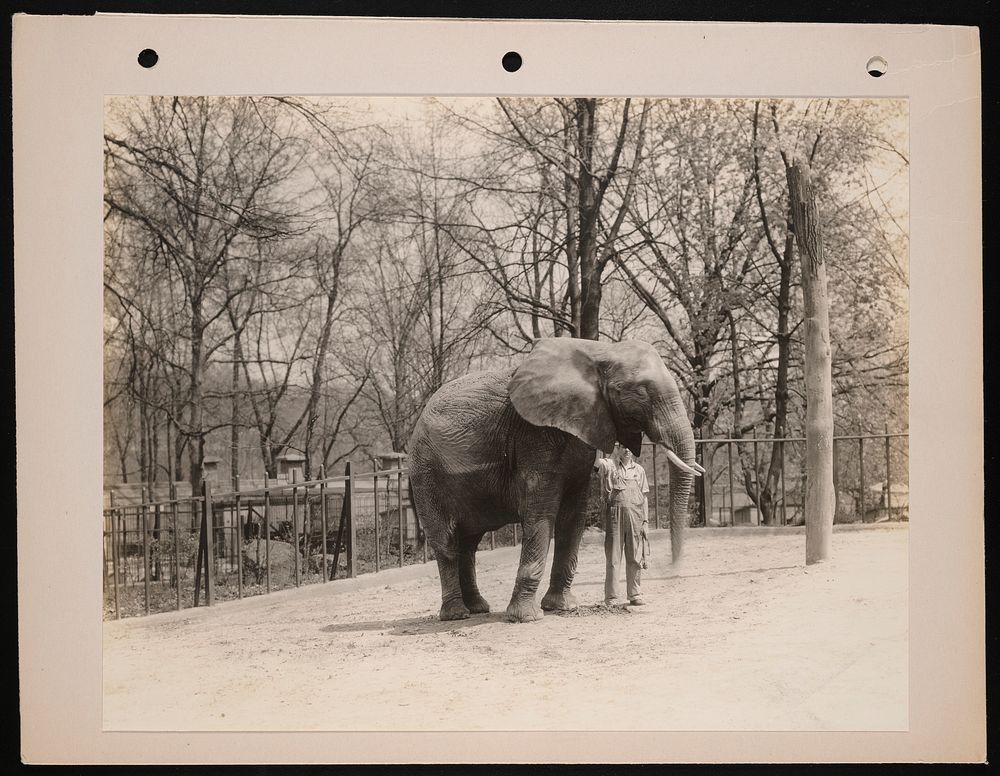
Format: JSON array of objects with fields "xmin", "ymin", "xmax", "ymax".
[{"xmin": 508, "ymin": 338, "xmax": 617, "ymax": 452}]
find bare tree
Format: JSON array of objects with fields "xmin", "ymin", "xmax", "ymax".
[{"xmin": 105, "ymin": 96, "xmax": 311, "ymax": 494}]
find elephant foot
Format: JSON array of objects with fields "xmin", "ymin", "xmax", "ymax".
[
  {"xmin": 439, "ymin": 599, "xmax": 471, "ymax": 621},
  {"xmin": 541, "ymin": 589, "xmax": 578, "ymax": 612},
  {"xmin": 463, "ymin": 593, "xmax": 491, "ymax": 614},
  {"xmin": 505, "ymin": 597, "xmax": 543, "ymax": 623}
]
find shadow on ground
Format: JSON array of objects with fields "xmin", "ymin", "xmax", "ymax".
[
  {"xmin": 321, "ymin": 612, "xmax": 508, "ymax": 635},
  {"xmin": 642, "ymin": 564, "xmax": 801, "ymax": 581},
  {"xmin": 321, "ymin": 602, "xmax": 640, "ymax": 635}
]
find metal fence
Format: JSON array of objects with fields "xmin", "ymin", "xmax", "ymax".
[
  {"xmin": 103, "ymin": 431, "xmax": 907, "ymax": 620},
  {"xmin": 641, "ymin": 431, "xmax": 909, "ymax": 529},
  {"xmin": 102, "ymin": 462, "xmax": 524, "ymax": 620}
]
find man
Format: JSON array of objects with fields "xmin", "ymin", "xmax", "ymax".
[{"xmin": 598, "ymin": 443, "xmax": 650, "ymax": 606}]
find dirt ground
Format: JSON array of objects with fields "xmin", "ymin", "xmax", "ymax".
[{"xmin": 103, "ymin": 525, "xmax": 907, "ymax": 732}]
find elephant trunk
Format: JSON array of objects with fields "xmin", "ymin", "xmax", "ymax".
[{"xmin": 653, "ymin": 403, "xmax": 696, "ymax": 564}]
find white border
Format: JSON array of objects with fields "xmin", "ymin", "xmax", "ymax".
[{"xmin": 14, "ymin": 16, "xmax": 983, "ymax": 763}]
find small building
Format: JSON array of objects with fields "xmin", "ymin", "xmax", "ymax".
[
  {"xmin": 864, "ymin": 481, "xmax": 909, "ymax": 522},
  {"xmin": 276, "ymin": 451, "xmax": 306, "ymax": 482},
  {"xmin": 374, "ymin": 451, "xmax": 407, "ymax": 472},
  {"xmin": 201, "ymin": 456, "xmax": 222, "ymax": 482}
]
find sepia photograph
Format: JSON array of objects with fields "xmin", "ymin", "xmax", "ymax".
[
  {"xmin": 14, "ymin": 14, "xmax": 983, "ymax": 764},
  {"xmin": 100, "ymin": 94, "xmax": 910, "ymax": 732}
]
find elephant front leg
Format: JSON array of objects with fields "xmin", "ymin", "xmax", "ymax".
[
  {"xmin": 506, "ymin": 518, "xmax": 553, "ymax": 623},
  {"xmin": 541, "ymin": 491, "xmax": 588, "ymax": 612}
]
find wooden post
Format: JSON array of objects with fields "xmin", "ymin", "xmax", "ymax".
[
  {"xmin": 780, "ymin": 441, "xmax": 788, "ymax": 526},
  {"xmin": 102, "ymin": 518, "xmax": 109, "ymax": 598},
  {"xmin": 346, "ymin": 461, "xmax": 357, "ymax": 578},
  {"xmin": 264, "ymin": 484, "xmax": 272, "ymax": 593},
  {"xmin": 859, "ymin": 437, "xmax": 866, "ymax": 522},
  {"xmin": 173, "ymin": 497, "xmax": 181, "ymax": 611},
  {"xmin": 727, "ymin": 442, "xmax": 736, "ymax": 526},
  {"xmin": 397, "ymin": 469, "xmax": 404, "ymax": 567},
  {"xmin": 788, "ymin": 161, "xmax": 836, "ymax": 564},
  {"xmin": 141, "ymin": 500, "xmax": 151, "ymax": 615},
  {"xmin": 753, "ymin": 430, "xmax": 761, "ymax": 526},
  {"xmin": 331, "ymin": 465, "xmax": 349, "ymax": 580},
  {"xmin": 292, "ymin": 470, "xmax": 301, "ymax": 587},
  {"xmin": 885, "ymin": 423, "xmax": 893, "ymax": 520},
  {"xmin": 373, "ymin": 473, "xmax": 380, "ymax": 573},
  {"xmin": 110, "ymin": 503, "xmax": 120, "ymax": 620},
  {"xmin": 206, "ymin": 482, "xmax": 215, "ymax": 604},
  {"xmin": 832, "ymin": 438, "xmax": 839, "ymax": 523},
  {"xmin": 194, "ymin": 485, "xmax": 213, "ymax": 607},
  {"xmin": 320, "ymin": 466, "xmax": 328, "ymax": 582},
  {"xmin": 235, "ymin": 482, "xmax": 243, "ymax": 599}
]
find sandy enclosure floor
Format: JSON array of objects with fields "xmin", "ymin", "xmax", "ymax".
[{"xmin": 103, "ymin": 525, "xmax": 908, "ymax": 731}]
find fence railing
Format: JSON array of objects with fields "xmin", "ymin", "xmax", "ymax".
[
  {"xmin": 102, "ymin": 461, "xmax": 524, "ymax": 620},
  {"xmin": 103, "ymin": 431, "xmax": 907, "ymax": 620},
  {"xmin": 641, "ymin": 431, "xmax": 908, "ymax": 530}
]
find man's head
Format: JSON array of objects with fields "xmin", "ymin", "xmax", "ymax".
[{"xmin": 614, "ymin": 443, "xmax": 633, "ymax": 466}]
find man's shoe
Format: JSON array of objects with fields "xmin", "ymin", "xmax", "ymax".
[
  {"xmin": 605, "ymin": 597, "xmax": 622, "ymax": 606},
  {"xmin": 629, "ymin": 597, "xmax": 646, "ymax": 606}
]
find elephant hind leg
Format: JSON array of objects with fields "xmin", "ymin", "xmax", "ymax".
[
  {"xmin": 417, "ymin": 496, "xmax": 469, "ymax": 621},
  {"xmin": 435, "ymin": 551, "xmax": 470, "ymax": 621},
  {"xmin": 458, "ymin": 532, "xmax": 490, "ymax": 614}
]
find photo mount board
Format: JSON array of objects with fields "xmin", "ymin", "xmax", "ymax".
[{"xmin": 13, "ymin": 15, "xmax": 983, "ymax": 764}]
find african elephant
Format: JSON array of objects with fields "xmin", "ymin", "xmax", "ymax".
[{"xmin": 407, "ymin": 337, "xmax": 702, "ymax": 622}]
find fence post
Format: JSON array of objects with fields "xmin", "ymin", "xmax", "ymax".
[
  {"xmin": 110, "ymin": 505, "xmax": 120, "ymax": 620},
  {"xmin": 651, "ymin": 445, "xmax": 660, "ymax": 530},
  {"xmin": 264, "ymin": 483, "xmax": 272, "ymax": 593},
  {"xmin": 832, "ymin": 438, "xmax": 839, "ymax": 523},
  {"xmin": 885, "ymin": 423, "xmax": 892, "ymax": 520},
  {"xmin": 200, "ymin": 480, "xmax": 215, "ymax": 606},
  {"xmin": 398, "ymin": 469, "xmax": 405, "ymax": 567},
  {"xmin": 235, "ymin": 480, "xmax": 243, "ymax": 599},
  {"xmin": 727, "ymin": 441, "xmax": 736, "ymax": 526},
  {"xmin": 859, "ymin": 437, "xmax": 866, "ymax": 523},
  {"xmin": 141, "ymin": 499, "xmax": 151, "ymax": 615},
  {"xmin": 103, "ymin": 517, "xmax": 109, "ymax": 597},
  {"xmin": 753, "ymin": 430, "xmax": 761, "ymax": 526},
  {"xmin": 347, "ymin": 461, "xmax": 357, "ymax": 578},
  {"xmin": 373, "ymin": 473, "xmax": 380, "ymax": 573},
  {"xmin": 292, "ymin": 469, "xmax": 301, "ymax": 587},
  {"xmin": 780, "ymin": 441, "xmax": 788, "ymax": 526},
  {"xmin": 173, "ymin": 496, "xmax": 181, "ymax": 611},
  {"xmin": 320, "ymin": 466, "xmax": 328, "ymax": 582}
]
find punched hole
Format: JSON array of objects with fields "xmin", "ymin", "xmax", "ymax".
[
  {"xmin": 502, "ymin": 51, "xmax": 522, "ymax": 73},
  {"xmin": 866, "ymin": 56, "xmax": 887, "ymax": 78},
  {"xmin": 138, "ymin": 48, "xmax": 159, "ymax": 68}
]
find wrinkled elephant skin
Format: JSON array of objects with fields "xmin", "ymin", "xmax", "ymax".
[{"xmin": 407, "ymin": 337, "xmax": 696, "ymax": 622}]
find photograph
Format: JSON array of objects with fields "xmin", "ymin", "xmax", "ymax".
[{"xmin": 100, "ymin": 94, "xmax": 911, "ymax": 732}]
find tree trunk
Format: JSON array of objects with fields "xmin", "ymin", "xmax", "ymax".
[
  {"xmin": 576, "ymin": 99, "xmax": 602, "ymax": 341},
  {"xmin": 231, "ymin": 333, "xmax": 241, "ymax": 490},
  {"xmin": 188, "ymin": 302, "xmax": 205, "ymax": 499},
  {"xmin": 787, "ymin": 162, "xmax": 835, "ymax": 564},
  {"xmin": 305, "ymin": 287, "xmax": 338, "ymax": 480}
]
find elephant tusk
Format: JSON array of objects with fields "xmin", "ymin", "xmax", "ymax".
[
  {"xmin": 665, "ymin": 449, "xmax": 702, "ymax": 477},
  {"xmin": 692, "ymin": 461, "xmax": 707, "ymax": 475}
]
